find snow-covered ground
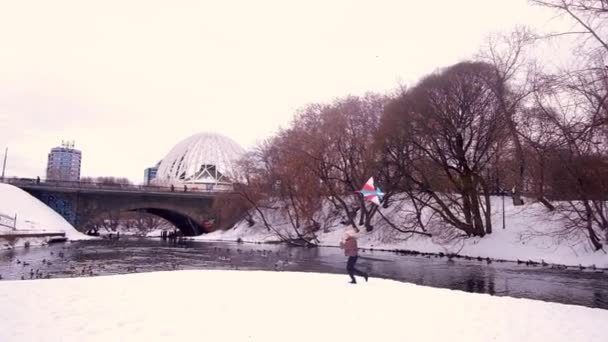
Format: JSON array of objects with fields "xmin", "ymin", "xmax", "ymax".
[
  {"xmin": 0, "ymin": 270, "xmax": 605, "ymax": 341},
  {"xmin": 197, "ymin": 196, "xmax": 608, "ymax": 268},
  {"xmin": 0, "ymin": 183, "xmax": 91, "ymax": 248}
]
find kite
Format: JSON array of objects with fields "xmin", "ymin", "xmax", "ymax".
[{"xmin": 356, "ymin": 177, "xmax": 385, "ymax": 206}]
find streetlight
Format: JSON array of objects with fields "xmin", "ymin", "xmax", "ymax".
[
  {"xmin": 1, "ymin": 147, "xmax": 7, "ymax": 181},
  {"xmin": 500, "ymin": 188, "xmax": 506, "ymax": 229}
]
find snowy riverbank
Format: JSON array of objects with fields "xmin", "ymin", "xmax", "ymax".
[
  {"xmin": 196, "ymin": 196, "xmax": 608, "ymax": 269},
  {"xmin": 0, "ymin": 270, "xmax": 605, "ymax": 341},
  {"xmin": 0, "ymin": 183, "xmax": 91, "ymax": 249}
]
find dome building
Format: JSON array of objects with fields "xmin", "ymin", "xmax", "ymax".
[{"xmin": 154, "ymin": 132, "xmax": 245, "ymax": 191}]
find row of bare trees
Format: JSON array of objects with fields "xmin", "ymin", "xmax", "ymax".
[
  {"xmin": 526, "ymin": 0, "xmax": 608, "ymax": 250},
  {"xmin": 85, "ymin": 211, "xmax": 171, "ymax": 235},
  {"xmin": 220, "ymin": 95, "xmax": 387, "ymax": 245},
  {"xmin": 80, "ymin": 176, "xmax": 133, "ymax": 185},
  {"xmin": 221, "ymin": 0, "xmax": 607, "ymax": 251}
]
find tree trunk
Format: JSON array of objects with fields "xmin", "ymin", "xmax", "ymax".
[
  {"xmin": 479, "ymin": 176, "xmax": 493, "ymax": 234},
  {"xmin": 469, "ymin": 192, "xmax": 486, "ymax": 237},
  {"xmin": 584, "ymin": 200, "xmax": 603, "ymax": 251},
  {"xmin": 536, "ymin": 155, "xmax": 555, "ymax": 211},
  {"xmin": 462, "ymin": 172, "xmax": 485, "ymax": 236}
]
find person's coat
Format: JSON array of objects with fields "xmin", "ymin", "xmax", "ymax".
[{"xmin": 341, "ymin": 229, "xmax": 359, "ymax": 257}]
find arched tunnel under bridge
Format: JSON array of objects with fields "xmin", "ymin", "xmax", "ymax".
[
  {"xmin": 134, "ymin": 208, "xmax": 207, "ymax": 236},
  {"xmin": 84, "ymin": 207, "xmax": 211, "ymax": 236}
]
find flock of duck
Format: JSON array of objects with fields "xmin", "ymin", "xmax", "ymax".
[
  {"xmin": 389, "ymin": 248, "xmax": 605, "ymax": 272},
  {"xmin": 211, "ymin": 246, "xmax": 294, "ymax": 271},
  {"xmin": 0, "ymin": 245, "xmax": 297, "ymax": 281}
]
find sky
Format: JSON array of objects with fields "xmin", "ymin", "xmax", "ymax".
[{"xmin": 0, "ymin": 0, "xmax": 566, "ymax": 183}]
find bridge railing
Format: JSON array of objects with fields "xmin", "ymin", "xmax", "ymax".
[
  {"xmin": 0, "ymin": 211, "xmax": 17, "ymax": 230},
  {"xmin": 0, "ymin": 177, "xmax": 233, "ymax": 194}
]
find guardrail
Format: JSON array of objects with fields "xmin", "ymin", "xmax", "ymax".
[
  {"xmin": 0, "ymin": 212, "xmax": 16, "ymax": 230},
  {"xmin": 1, "ymin": 177, "xmax": 234, "ymax": 194}
]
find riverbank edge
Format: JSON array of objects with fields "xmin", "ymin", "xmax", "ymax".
[{"xmin": 188, "ymin": 236, "xmax": 608, "ymax": 272}]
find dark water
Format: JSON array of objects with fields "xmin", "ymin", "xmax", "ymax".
[{"xmin": 0, "ymin": 238, "xmax": 606, "ymax": 310}]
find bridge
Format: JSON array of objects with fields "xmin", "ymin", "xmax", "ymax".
[{"xmin": 3, "ymin": 178, "xmax": 240, "ymax": 236}]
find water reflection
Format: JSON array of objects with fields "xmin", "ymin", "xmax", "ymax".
[
  {"xmin": 464, "ymin": 276, "xmax": 494, "ymax": 295},
  {"xmin": 594, "ymin": 291, "xmax": 604, "ymax": 307},
  {"xmin": 0, "ymin": 238, "xmax": 606, "ymax": 309}
]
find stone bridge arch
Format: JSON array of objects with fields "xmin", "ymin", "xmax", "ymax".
[{"xmin": 18, "ymin": 186, "xmax": 220, "ymax": 237}]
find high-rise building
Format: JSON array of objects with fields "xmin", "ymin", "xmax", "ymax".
[
  {"xmin": 46, "ymin": 141, "xmax": 81, "ymax": 181},
  {"xmin": 144, "ymin": 161, "xmax": 161, "ymax": 185}
]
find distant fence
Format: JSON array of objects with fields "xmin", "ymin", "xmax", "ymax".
[{"xmin": 0, "ymin": 212, "xmax": 16, "ymax": 230}]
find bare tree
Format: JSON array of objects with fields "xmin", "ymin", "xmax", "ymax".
[
  {"xmin": 533, "ymin": 67, "xmax": 608, "ymax": 250},
  {"xmin": 377, "ymin": 96, "xmax": 436, "ymax": 236},
  {"xmin": 232, "ymin": 147, "xmax": 276, "ymax": 232},
  {"xmin": 212, "ymin": 193, "xmax": 254, "ymax": 229},
  {"xmin": 131, "ymin": 212, "xmax": 172, "ymax": 235},
  {"xmin": 244, "ymin": 135, "xmax": 323, "ymax": 245},
  {"xmin": 93, "ymin": 210, "xmax": 121, "ymax": 232},
  {"xmin": 283, "ymin": 94, "xmax": 387, "ymax": 231},
  {"xmin": 477, "ymin": 27, "xmax": 538, "ymax": 205},
  {"xmin": 230, "ymin": 144, "xmax": 311, "ymax": 244},
  {"xmin": 382, "ymin": 61, "xmax": 510, "ymax": 237},
  {"xmin": 530, "ymin": 0, "xmax": 608, "ymax": 54},
  {"xmin": 517, "ymin": 106, "xmax": 563, "ymax": 209}
]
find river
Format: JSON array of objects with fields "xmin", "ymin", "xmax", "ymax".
[{"xmin": 0, "ymin": 238, "xmax": 606, "ymax": 309}]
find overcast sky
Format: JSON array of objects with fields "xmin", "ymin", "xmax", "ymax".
[{"xmin": 0, "ymin": 0, "xmax": 565, "ymax": 183}]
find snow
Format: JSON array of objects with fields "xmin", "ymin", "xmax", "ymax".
[
  {"xmin": 0, "ymin": 183, "xmax": 90, "ymax": 244},
  {"xmin": 0, "ymin": 270, "xmax": 605, "ymax": 341},
  {"xmin": 197, "ymin": 196, "xmax": 608, "ymax": 268}
]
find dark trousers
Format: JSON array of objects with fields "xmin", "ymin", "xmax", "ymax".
[{"xmin": 346, "ymin": 256, "xmax": 367, "ymax": 282}]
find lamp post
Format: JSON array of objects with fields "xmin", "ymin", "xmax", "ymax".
[
  {"xmin": 1, "ymin": 147, "xmax": 7, "ymax": 181},
  {"xmin": 501, "ymin": 188, "xmax": 506, "ymax": 230}
]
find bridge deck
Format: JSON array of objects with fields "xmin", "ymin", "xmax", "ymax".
[{"xmin": 2, "ymin": 178, "xmax": 231, "ymax": 198}]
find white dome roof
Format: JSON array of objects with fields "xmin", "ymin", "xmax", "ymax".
[{"xmin": 155, "ymin": 132, "xmax": 245, "ymax": 185}]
